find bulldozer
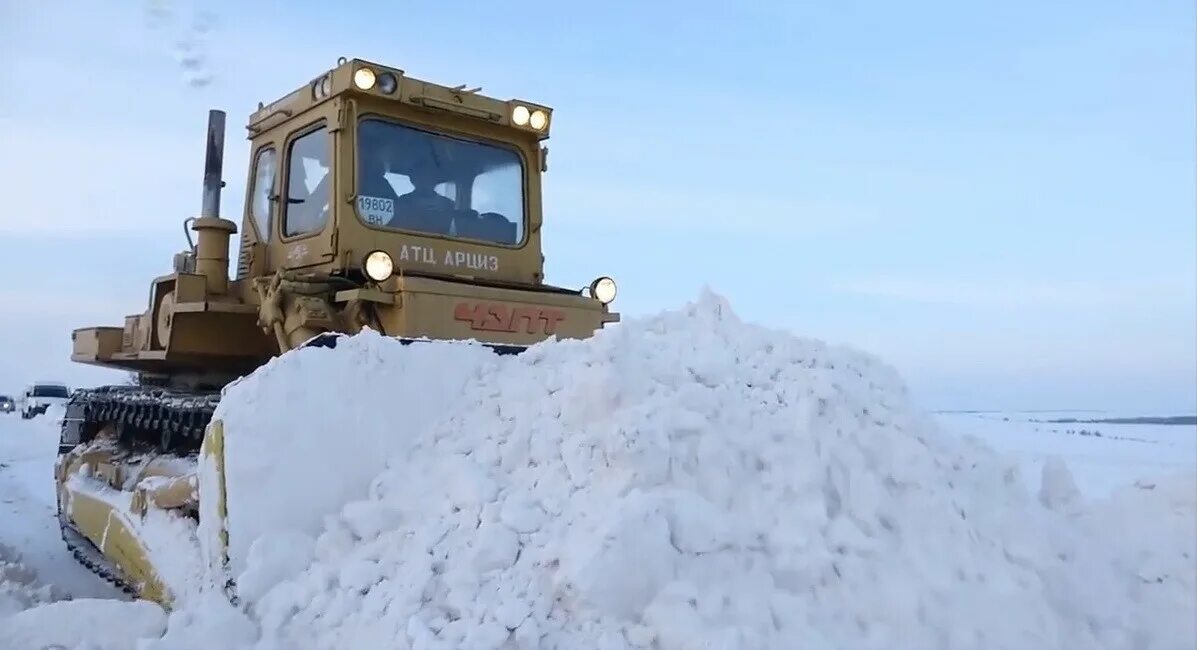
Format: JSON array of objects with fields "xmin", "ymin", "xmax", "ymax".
[{"xmin": 53, "ymin": 57, "xmax": 620, "ymax": 605}]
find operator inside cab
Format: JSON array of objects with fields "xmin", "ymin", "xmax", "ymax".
[
  {"xmin": 358, "ymin": 139, "xmax": 455, "ymax": 235},
  {"xmin": 397, "ymin": 168, "xmax": 455, "ymax": 217},
  {"xmin": 355, "ymin": 118, "xmax": 523, "ymax": 246}
]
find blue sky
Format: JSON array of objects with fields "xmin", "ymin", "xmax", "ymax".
[{"xmin": 1, "ymin": 0, "xmax": 1193, "ymax": 412}]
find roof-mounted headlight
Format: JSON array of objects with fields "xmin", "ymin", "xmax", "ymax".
[
  {"xmin": 364, "ymin": 250, "xmax": 394, "ymax": 282},
  {"xmin": 354, "ymin": 68, "xmax": 377, "ymax": 90},
  {"xmin": 529, "ymin": 109, "xmax": 548, "ymax": 131},
  {"xmin": 377, "ymin": 72, "xmax": 397, "ymax": 94},
  {"xmin": 589, "ymin": 276, "xmax": 617, "ymax": 304},
  {"xmin": 512, "ymin": 105, "xmax": 530, "ymax": 126},
  {"xmin": 313, "ymin": 74, "xmax": 332, "ymax": 99}
]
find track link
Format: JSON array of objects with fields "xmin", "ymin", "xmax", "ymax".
[
  {"xmin": 55, "ymin": 384, "xmax": 221, "ymax": 594},
  {"xmin": 58, "ymin": 514, "xmax": 137, "ymax": 596}
]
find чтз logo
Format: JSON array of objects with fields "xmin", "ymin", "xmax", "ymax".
[{"xmin": 453, "ymin": 302, "xmax": 565, "ymax": 335}]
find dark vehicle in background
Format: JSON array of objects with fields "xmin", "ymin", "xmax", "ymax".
[{"xmin": 0, "ymin": 395, "xmax": 13, "ymax": 414}]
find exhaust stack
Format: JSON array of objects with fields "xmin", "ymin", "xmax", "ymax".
[
  {"xmin": 200, "ymin": 109, "xmax": 226, "ymax": 219},
  {"xmin": 192, "ymin": 109, "xmax": 237, "ymax": 295}
]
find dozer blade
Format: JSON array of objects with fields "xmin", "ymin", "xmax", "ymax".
[
  {"xmin": 56, "ymin": 479, "xmax": 170, "ymax": 603},
  {"xmin": 198, "ymin": 418, "xmax": 231, "ymax": 583},
  {"xmin": 301, "ymin": 331, "xmax": 527, "ymax": 355},
  {"xmin": 55, "ymin": 420, "xmax": 201, "ymax": 607}
]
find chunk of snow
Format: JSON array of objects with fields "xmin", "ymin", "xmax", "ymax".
[
  {"xmin": 0, "ymin": 544, "xmax": 59, "ymax": 619},
  {"xmin": 1039, "ymin": 455, "xmax": 1083, "ymax": 513},
  {"xmin": 235, "ymin": 532, "xmax": 315, "ymax": 604}
]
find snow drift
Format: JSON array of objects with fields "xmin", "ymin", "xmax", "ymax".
[
  {"xmin": 0, "ymin": 544, "xmax": 164, "ymax": 650},
  {"xmin": 0, "ymin": 543, "xmax": 57, "ymax": 619},
  {"xmin": 3, "ymin": 291, "xmax": 1194, "ymax": 649}
]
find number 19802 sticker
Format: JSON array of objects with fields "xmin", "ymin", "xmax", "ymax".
[{"xmin": 357, "ymin": 195, "xmax": 394, "ymax": 225}]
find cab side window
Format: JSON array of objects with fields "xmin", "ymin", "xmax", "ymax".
[
  {"xmin": 249, "ymin": 147, "xmax": 277, "ymax": 239},
  {"xmin": 283, "ymin": 126, "xmax": 331, "ymax": 238}
]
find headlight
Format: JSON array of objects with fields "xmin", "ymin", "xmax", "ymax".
[
  {"xmin": 363, "ymin": 250, "xmax": 394, "ymax": 282},
  {"xmin": 312, "ymin": 75, "xmax": 332, "ymax": 99},
  {"xmin": 353, "ymin": 68, "xmax": 377, "ymax": 90},
  {"xmin": 377, "ymin": 72, "xmax": 397, "ymax": 94},
  {"xmin": 529, "ymin": 109, "xmax": 548, "ymax": 130},
  {"xmin": 589, "ymin": 276, "xmax": 617, "ymax": 304},
  {"xmin": 512, "ymin": 105, "xmax": 530, "ymax": 126}
]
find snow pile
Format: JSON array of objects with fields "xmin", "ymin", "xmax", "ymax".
[
  {"xmin": 1, "ymin": 598, "xmax": 166, "ymax": 650},
  {"xmin": 208, "ymin": 340, "xmax": 495, "ymax": 576},
  {"xmin": 1061, "ymin": 473, "xmax": 1197, "ymax": 645},
  {"xmin": 0, "ymin": 543, "xmax": 58, "ymax": 618},
  {"xmin": 0, "ymin": 544, "xmax": 164, "ymax": 650},
  {"xmin": 3, "ymin": 291, "xmax": 1193, "ymax": 649},
  {"xmin": 165, "ymin": 291, "xmax": 1191, "ymax": 649},
  {"xmin": 41, "ymin": 402, "xmax": 67, "ymax": 426}
]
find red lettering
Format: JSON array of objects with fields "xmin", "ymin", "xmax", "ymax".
[
  {"xmin": 541, "ymin": 309, "xmax": 566, "ymax": 335},
  {"xmin": 510, "ymin": 306, "xmax": 538, "ymax": 334},
  {"xmin": 453, "ymin": 302, "xmax": 486, "ymax": 328},
  {"xmin": 453, "ymin": 302, "xmax": 567, "ymax": 335},
  {"xmin": 487, "ymin": 304, "xmax": 513, "ymax": 332}
]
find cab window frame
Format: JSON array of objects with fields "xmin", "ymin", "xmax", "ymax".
[
  {"xmin": 352, "ymin": 114, "xmax": 531, "ymax": 250},
  {"xmin": 246, "ymin": 145, "xmax": 278, "ymax": 241},
  {"xmin": 280, "ymin": 120, "xmax": 333, "ymax": 242}
]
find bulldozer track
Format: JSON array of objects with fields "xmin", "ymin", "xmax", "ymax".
[
  {"xmin": 60, "ymin": 384, "xmax": 221, "ymax": 455},
  {"xmin": 58, "ymin": 514, "xmax": 138, "ymax": 596},
  {"xmin": 56, "ymin": 384, "xmax": 219, "ymax": 595}
]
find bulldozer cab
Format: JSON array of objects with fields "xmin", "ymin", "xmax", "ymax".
[
  {"xmin": 235, "ymin": 58, "xmax": 552, "ymax": 288},
  {"xmin": 67, "ymin": 56, "xmax": 617, "ymax": 390}
]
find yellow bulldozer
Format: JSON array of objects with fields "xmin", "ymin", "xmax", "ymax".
[{"xmin": 54, "ymin": 57, "xmax": 620, "ymax": 604}]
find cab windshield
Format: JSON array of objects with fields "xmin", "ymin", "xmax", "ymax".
[{"xmin": 356, "ymin": 118, "xmax": 525, "ymax": 246}]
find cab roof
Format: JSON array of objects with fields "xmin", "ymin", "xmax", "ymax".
[{"xmin": 247, "ymin": 57, "xmax": 553, "ymax": 140}]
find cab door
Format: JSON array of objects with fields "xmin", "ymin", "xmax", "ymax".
[{"xmin": 236, "ymin": 143, "xmax": 279, "ymax": 279}]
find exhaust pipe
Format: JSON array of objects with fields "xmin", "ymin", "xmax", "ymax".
[
  {"xmin": 192, "ymin": 109, "xmax": 237, "ymax": 294},
  {"xmin": 200, "ymin": 109, "xmax": 226, "ymax": 219}
]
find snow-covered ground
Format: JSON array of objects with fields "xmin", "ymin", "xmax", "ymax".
[
  {"xmin": 0, "ymin": 293, "xmax": 1193, "ymax": 649},
  {"xmin": 0, "ymin": 405, "xmax": 125, "ymax": 603},
  {"xmin": 934, "ymin": 411, "xmax": 1196, "ymax": 498}
]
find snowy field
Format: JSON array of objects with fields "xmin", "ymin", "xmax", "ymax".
[
  {"xmin": 0, "ymin": 294, "xmax": 1193, "ymax": 649},
  {"xmin": 934, "ymin": 411, "xmax": 1197, "ymax": 498}
]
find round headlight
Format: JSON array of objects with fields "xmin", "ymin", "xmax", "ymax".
[
  {"xmin": 529, "ymin": 109, "xmax": 548, "ymax": 130},
  {"xmin": 353, "ymin": 68, "xmax": 377, "ymax": 90},
  {"xmin": 364, "ymin": 250, "xmax": 394, "ymax": 282},
  {"xmin": 377, "ymin": 72, "xmax": 397, "ymax": 94},
  {"xmin": 512, "ymin": 105, "xmax": 530, "ymax": 126},
  {"xmin": 589, "ymin": 276, "xmax": 617, "ymax": 304},
  {"xmin": 319, "ymin": 75, "xmax": 332, "ymax": 97}
]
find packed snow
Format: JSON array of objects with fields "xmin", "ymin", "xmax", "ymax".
[{"xmin": 1, "ymin": 292, "xmax": 1194, "ymax": 649}]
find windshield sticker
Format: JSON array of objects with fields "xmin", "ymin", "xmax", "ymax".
[{"xmin": 357, "ymin": 195, "xmax": 394, "ymax": 225}]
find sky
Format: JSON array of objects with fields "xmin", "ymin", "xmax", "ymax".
[{"xmin": 0, "ymin": 0, "xmax": 1193, "ymax": 413}]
